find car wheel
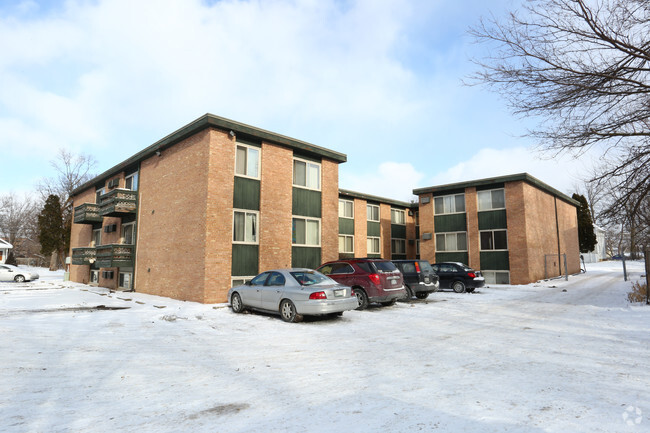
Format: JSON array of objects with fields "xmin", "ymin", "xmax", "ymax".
[
  {"xmin": 452, "ymin": 281, "xmax": 466, "ymax": 293},
  {"xmin": 415, "ymin": 292, "xmax": 429, "ymax": 300},
  {"xmin": 380, "ymin": 299, "xmax": 397, "ymax": 307},
  {"xmin": 231, "ymin": 292, "xmax": 244, "ymax": 313},
  {"xmin": 279, "ymin": 299, "xmax": 302, "ymax": 323},
  {"xmin": 354, "ymin": 289, "xmax": 369, "ymax": 310},
  {"xmin": 14, "ymin": 275, "xmax": 26, "ymax": 283},
  {"xmin": 403, "ymin": 285, "xmax": 413, "ymax": 300}
]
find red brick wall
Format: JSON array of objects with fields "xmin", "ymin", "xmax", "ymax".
[
  {"xmin": 465, "ymin": 187, "xmax": 480, "ymax": 270},
  {"xmin": 353, "ymin": 198, "xmax": 368, "ymax": 257},
  {"xmin": 418, "ymin": 193, "xmax": 435, "ymax": 263},
  {"xmin": 134, "ymin": 129, "xmax": 210, "ymax": 302},
  {"xmin": 380, "ymin": 203, "xmax": 392, "ymax": 258},
  {"xmin": 556, "ymin": 197, "xmax": 580, "ymax": 275},
  {"xmin": 505, "ymin": 181, "xmax": 529, "ymax": 284},
  {"xmin": 259, "ymin": 142, "xmax": 293, "ymax": 271},
  {"xmin": 321, "ymin": 159, "xmax": 339, "ymax": 264},
  {"xmin": 69, "ymin": 187, "xmax": 97, "ymax": 284}
]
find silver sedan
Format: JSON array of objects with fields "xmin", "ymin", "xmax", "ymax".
[
  {"xmin": 0, "ymin": 264, "xmax": 40, "ymax": 282},
  {"xmin": 228, "ymin": 268, "xmax": 358, "ymax": 322}
]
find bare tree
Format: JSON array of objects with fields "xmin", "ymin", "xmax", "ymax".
[
  {"xmin": 470, "ymin": 0, "xmax": 649, "ymax": 217},
  {"xmin": 0, "ymin": 193, "xmax": 38, "ymax": 256},
  {"xmin": 37, "ymin": 148, "xmax": 97, "ymax": 210}
]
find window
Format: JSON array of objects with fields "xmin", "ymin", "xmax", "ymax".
[
  {"xmin": 391, "ymin": 239, "xmax": 406, "ymax": 254},
  {"xmin": 318, "ymin": 263, "xmax": 355, "ymax": 275},
  {"xmin": 95, "ymin": 187, "xmax": 105, "ymax": 204},
  {"xmin": 118, "ymin": 272, "xmax": 132, "ymax": 290},
  {"xmin": 436, "ymin": 232, "xmax": 468, "ymax": 252},
  {"xmin": 391, "ymin": 209, "xmax": 406, "ymax": 225},
  {"xmin": 367, "ymin": 236, "xmax": 380, "ymax": 254},
  {"xmin": 235, "ymin": 144, "xmax": 260, "ymax": 178},
  {"xmin": 434, "ymin": 193, "xmax": 465, "ymax": 215},
  {"xmin": 266, "ymin": 272, "xmax": 286, "ymax": 286},
  {"xmin": 415, "ymin": 210, "xmax": 419, "ymax": 227},
  {"xmin": 121, "ymin": 223, "xmax": 135, "ymax": 245},
  {"xmin": 231, "ymin": 276, "xmax": 254, "ymax": 287},
  {"xmin": 367, "ymin": 204, "xmax": 380, "ymax": 222},
  {"xmin": 293, "ymin": 158, "xmax": 321, "ymax": 190},
  {"xmin": 339, "ymin": 199, "xmax": 354, "ymax": 218},
  {"xmin": 292, "ymin": 217, "xmax": 320, "ymax": 246},
  {"xmin": 233, "ymin": 210, "xmax": 258, "ymax": 244},
  {"xmin": 250, "ymin": 272, "xmax": 270, "ymax": 286},
  {"xmin": 478, "ymin": 189, "xmax": 505, "ymax": 211},
  {"xmin": 92, "ymin": 229, "xmax": 101, "ymax": 247},
  {"xmin": 339, "ymin": 235, "xmax": 354, "ymax": 253},
  {"xmin": 483, "ymin": 270, "xmax": 510, "ymax": 284},
  {"xmin": 480, "ymin": 230, "xmax": 508, "ymax": 251},
  {"xmin": 124, "ymin": 172, "xmax": 138, "ymax": 191}
]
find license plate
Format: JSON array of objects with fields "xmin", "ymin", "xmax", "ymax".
[
  {"xmin": 334, "ymin": 289, "xmax": 344, "ymax": 297},
  {"xmin": 424, "ymin": 277, "xmax": 430, "ymax": 283},
  {"xmin": 391, "ymin": 279, "xmax": 397, "ymax": 285}
]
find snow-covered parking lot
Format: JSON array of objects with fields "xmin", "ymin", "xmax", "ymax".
[{"xmin": 1, "ymin": 261, "xmax": 649, "ymax": 433}]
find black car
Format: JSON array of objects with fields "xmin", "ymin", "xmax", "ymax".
[
  {"xmin": 392, "ymin": 260, "xmax": 439, "ymax": 300},
  {"xmin": 431, "ymin": 262, "xmax": 485, "ymax": 293}
]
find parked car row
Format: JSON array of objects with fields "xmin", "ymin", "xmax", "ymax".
[{"xmin": 228, "ymin": 258, "xmax": 486, "ymax": 323}]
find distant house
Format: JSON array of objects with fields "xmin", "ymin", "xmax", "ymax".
[
  {"xmin": 0, "ymin": 239, "xmax": 13, "ymax": 264},
  {"xmin": 582, "ymin": 225, "xmax": 607, "ymax": 263}
]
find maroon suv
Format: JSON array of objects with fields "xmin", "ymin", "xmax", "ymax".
[{"xmin": 316, "ymin": 258, "xmax": 406, "ymax": 309}]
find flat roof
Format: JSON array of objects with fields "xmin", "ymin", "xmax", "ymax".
[
  {"xmin": 338, "ymin": 189, "xmax": 416, "ymax": 209},
  {"xmin": 412, "ymin": 173, "xmax": 579, "ymax": 206},
  {"xmin": 73, "ymin": 113, "xmax": 347, "ymax": 196}
]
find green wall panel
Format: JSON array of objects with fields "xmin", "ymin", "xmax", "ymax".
[
  {"xmin": 292, "ymin": 246, "xmax": 321, "ymax": 269},
  {"xmin": 231, "ymin": 244, "xmax": 259, "ymax": 276},
  {"xmin": 339, "ymin": 218, "xmax": 354, "ymax": 235},
  {"xmin": 391, "ymin": 224, "xmax": 406, "ymax": 239},
  {"xmin": 292, "ymin": 188, "xmax": 321, "ymax": 218},
  {"xmin": 434, "ymin": 214, "xmax": 467, "ymax": 233},
  {"xmin": 480, "ymin": 251, "xmax": 510, "ymax": 270},
  {"xmin": 233, "ymin": 177, "xmax": 260, "ymax": 210},
  {"xmin": 367, "ymin": 254, "xmax": 382, "ymax": 259},
  {"xmin": 435, "ymin": 252, "xmax": 469, "ymax": 264},
  {"xmin": 367, "ymin": 221, "xmax": 381, "ymax": 237},
  {"xmin": 478, "ymin": 210, "xmax": 507, "ymax": 230}
]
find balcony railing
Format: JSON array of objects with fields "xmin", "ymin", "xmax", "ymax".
[
  {"xmin": 95, "ymin": 244, "xmax": 134, "ymax": 268},
  {"xmin": 71, "ymin": 247, "xmax": 96, "ymax": 265},
  {"xmin": 100, "ymin": 189, "xmax": 138, "ymax": 217},
  {"xmin": 73, "ymin": 203, "xmax": 102, "ymax": 224}
]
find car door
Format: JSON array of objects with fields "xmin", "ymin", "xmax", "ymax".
[
  {"xmin": 241, "ymin": 272, "xmax": 269, "ymax": 308},
  {"xmin": 434, "ymin": 264, "xmax": 456, "ymax": 289},
  {"xmin": 260, "ymin": 271, "xmax": 286, "ymax": 311},
  {"xmin": 0, "ymin": 265, "xmax": 14, "ymax": 282}
]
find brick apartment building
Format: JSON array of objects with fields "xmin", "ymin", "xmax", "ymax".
[
  {"xmin": 413, "ymin": 173, "xmax": 580, "ymax": 285},
  {"xmin": 338, "ymin": 190, "xmax": 418, "ymax": 260},
  {"xmin": 69, "ymin": 115, "xmax": 580, "ymax": 303},
  {"xmin": 70, "ymin": 114, "xmax": 345, "ymax": 303}
]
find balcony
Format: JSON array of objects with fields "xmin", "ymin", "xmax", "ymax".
[
  {"xmin": 95, "ymin": 244, "xmax": 134, "ymax": 268},
  {"xmin": 71, "ymin": 247, "xmax": 97, "ymax": 265},
  {"xmin": 100, "ymin": 189, "xmax": 138, "ymax": 217},
  {"xmin": 73, "ymin": 203, "xmax": 102, "ymax": 224}
]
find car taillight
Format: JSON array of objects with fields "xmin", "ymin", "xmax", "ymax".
[
  {"xmin": 309, "ymin": 291, "xmax": 327, "ymax": 300},
  {"xmin": 415, "ymin": 262, "xmax": 420, "ymax": 272},
  {"xmin": 369, "ymin": 273, "xmax": 381, "ymax": 285},
  {"xmin": 467, "ymin": 272, "xmax": 476, "ymax": 278}
]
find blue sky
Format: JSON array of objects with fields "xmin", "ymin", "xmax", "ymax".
[{"xmin": 0, "ymin": 0, "xmax": 597, "ymax": 202}]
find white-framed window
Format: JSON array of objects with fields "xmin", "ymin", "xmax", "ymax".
[
  {"xmin": 391, "ymin": 209, "xmax": 406, "ymax": 225},
  {"xmin": 118, "ymin": 272, "xmax": 132, "ymax": 290},
  {"xmin": 483, "ymin": 270, "xmax": 510, "ymax": 285},
  {"xmin": 480, "ymin": 229, "xmax": 508, "ymax": 251},
  {"xmin": 90, "ymin": 270, "xmax": 99, "ymax": 285},
  {"xmin": 367, "ymin": 204, "xmax": 380, "ymax": 222},
  {"xmin": 235, "ymin": 143, "xmax": 260, "ymax": 179},
  {"xmin": 124, "ymin": 172, "xmax": 138, "ymax": 191},
  {"xmin": 339, "ymin": 199, "xmax": 354, "ymax": 219},
  {"xmin": 434, "ymin": 193, "xmax": 465, "ymax": 215},
  {"xmin": 233, "ymin": 210, "xmax": 259, "ymax": 244},
  {"xmin": 231, "ymin": 276, "xmax": 254, "ymax": 287},
  {"xmin": 367, "ymin": 236, "xmax": 380, "ymax": 254},
  {"xmin": 391, "ymin": 238, "xmax": 406, "ymax": 255},
  {"xmin": 478, "ymin": 189, "xmax": 505, "ymax": 211},
  {"xmin": 95, "ymin": 187, "xmax": 105, "ymax": 204},
  {"xmin": 92, "ymin": 229, "xmax": 102, "ymax": 247},
  {"xmin": 292, "ymin": 216, "xmax": 320, "ymax": 246},
  {"xmin": 121, "ymin": 222, "xmax": 136, "ymax": 245},
  {"xmin": 339, "ymin": 235, "xmax": 354, "ymax": 253},
  {"xmin": 293, "ymin": 158, "xmax": 321, "ymax": 190},
  {"xmin": 436, "ymin": 232, "xmax": 468, "ymax": 252}
]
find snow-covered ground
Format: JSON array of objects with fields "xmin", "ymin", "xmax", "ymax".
[{"xmin": 1, "ymin": 261, "xmax": 648, "ymax": 432}]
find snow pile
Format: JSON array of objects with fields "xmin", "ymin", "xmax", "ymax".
[{"xmin": 1, "ymin": 261, "xmax": 648, "ymax": 432}]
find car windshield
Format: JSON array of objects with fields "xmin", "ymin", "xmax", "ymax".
[
  {"xmin": 373, "ymin": 261, "xmax": 398, "ymax": 272},
  {"xmin": 419, "ymin": 261, "xmax": 434, "ymax": 272},
  {"xmin": 291, "ymin": 271, "xmax": 331, "ymax": 286}
]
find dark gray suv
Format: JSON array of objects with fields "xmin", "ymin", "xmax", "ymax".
[{"xmin": 392, "ymin": 260, "xmax": 439, "ymax": 300}]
